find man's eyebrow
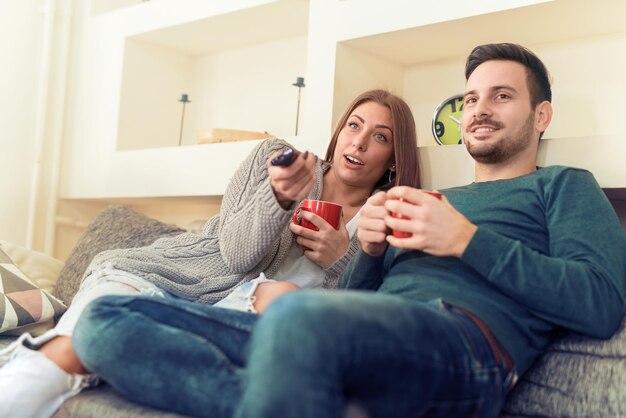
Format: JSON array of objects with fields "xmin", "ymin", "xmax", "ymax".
[
  {"xmin": 464, "ymin": 85, "xmax": 518, "ymax": 97},
  {"xmin": 492, "ymin": 84, "xmax": 518, "ymax": 93},
  {"xmin": 463, "ymin": 89, "xmax": 476, "ymax": 98}
]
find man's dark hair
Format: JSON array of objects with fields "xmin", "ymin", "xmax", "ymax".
[{"xmin": 465, "ymin": 43, "xmax": 552, "ymax": 107}]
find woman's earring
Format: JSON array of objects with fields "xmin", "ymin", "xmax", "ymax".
[{"xmin": 388, "ymin": 165, "xmax": 396, "ymax": 184}]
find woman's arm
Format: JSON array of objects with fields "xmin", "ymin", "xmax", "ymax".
[
  {"xmin": 217, "ymin": 139, "xmax": 294, "ymax": 273},
  {"xmin": 321, "ymin": 232, "xmax": 362, "ymax": 289}
]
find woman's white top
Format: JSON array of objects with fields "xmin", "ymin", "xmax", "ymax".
[{"xmin": 273, "ymin": 210, "xmax": 361, "ymax": 288}]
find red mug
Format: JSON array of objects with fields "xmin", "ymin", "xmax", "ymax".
[
  {"xmin": 292, "ymin": 200, "xmax": 342, "ymax": 231},
  {"xmin": 391, "ymin": 191, "xmax": 442, "ymax": 238}
]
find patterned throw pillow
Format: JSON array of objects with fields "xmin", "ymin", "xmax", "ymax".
[
  {"xmin": 0, "ymin": 248, "xmax": 66, "ymax": 334},
  {"xmin": 0, "ymin": 240, "xmax": 64, "ymax": 294}
]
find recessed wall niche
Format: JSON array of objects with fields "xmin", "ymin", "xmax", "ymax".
[{"xmin": 116, "ymin": 1, "xmax": 309, "ymax": 150}]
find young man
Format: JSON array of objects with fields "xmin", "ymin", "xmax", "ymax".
[{"xmin": 233, "ymin": 43, "xmax": 626, "ymax": 418}]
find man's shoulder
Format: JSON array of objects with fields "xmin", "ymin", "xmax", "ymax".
[
  {"xmin": 537, "ymin": 165, "xmax": 595, "ymax": 181},
  {"xmin": 537, "ymin": 165, "xmax": 591, "ymax": 176},
  {"xmin": 537, "ymin": 165, "xmax": 603, "ymax": 198}
]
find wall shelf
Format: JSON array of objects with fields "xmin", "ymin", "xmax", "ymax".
[
  {"xmin": 338, "ymin": 0, "xmax": 626, "ymax": 67},
  {"xmin": 62, "ymin": 0, "xmax": 626, "ymax": 199},
  {"xmin": 116, "ymin": 0, "xmax": 309, "ymax": 150}
]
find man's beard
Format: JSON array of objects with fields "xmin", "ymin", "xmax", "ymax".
[{"xmin": 465, "ymin": 113, "xmax": 534, "ymax": 164}]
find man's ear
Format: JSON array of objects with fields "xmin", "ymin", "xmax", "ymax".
[{"xmin": 535, "ymin": 100, "xmax": 553, "ymax": 134}]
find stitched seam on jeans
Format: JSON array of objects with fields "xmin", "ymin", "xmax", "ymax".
[{"xmin": 122, "ymin": 297, "xmax": 257, "ymax": 333}]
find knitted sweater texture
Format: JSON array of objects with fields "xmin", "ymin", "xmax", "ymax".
[{"xmin": 86, "ymin": 139, "xmax": 360, "ymax": 303}]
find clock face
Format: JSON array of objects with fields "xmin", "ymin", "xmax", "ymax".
[{"xmin": 432, "ymin": 95, "xmax": 464, "ymax": 145}]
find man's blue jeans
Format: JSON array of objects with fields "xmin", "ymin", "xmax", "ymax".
[{"xmin": 73, "ymin": 291, "xmax": 513, "ymax": 418}]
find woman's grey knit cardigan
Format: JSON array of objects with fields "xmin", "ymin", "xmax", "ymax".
[{"xmin": 85, "ymin": 138, "xmax": 361, "ymax": 304}]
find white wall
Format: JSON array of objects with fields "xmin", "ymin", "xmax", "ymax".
[
  {"xmin": 333, "ymin": 44, "xmax": 404, "ymax": 131},
  {"xmin": 0, "ymin": 0, "xmax": 44, "ymax": 246},
  {"xmin": 192, "ymin": 35, "xmax": 307, "ymax": 143},
  {"xmin": 540, "ymin": 35, "xmax": 623, "ymax": 140},
  {"xmin": 118, "ymin": 35, "xmax": 308, "ymax": 150},
  {"xmin": 401, "ymin": 57, "xmax": 465, "ymax": 147},
  {"xmin": 401, "ymin": 33, "xmax": 626, "ymax": 148},
  {"xmin": 118, "ymin": 39, "xmax": 193, "ymax": 150},
  {"xmin": 91, "ymin": 0, "xmax": 142, "ymax": 16}
]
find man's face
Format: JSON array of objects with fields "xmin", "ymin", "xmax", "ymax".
[{"xmin": 461, "ymin": 60, "xmax": 539, "ymax": 165}]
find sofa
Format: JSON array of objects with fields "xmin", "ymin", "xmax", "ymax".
[{"xmin": 1, "ymin": 205, "xmax": 625, "ymax": 418}]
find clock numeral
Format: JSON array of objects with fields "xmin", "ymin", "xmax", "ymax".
[
  {"xmin": 435, "ymin": 121, "xmax": 445, "ymax": 138},
  {"xmin": 449, "ymin": 97, "xmax": 464, "ymax": 113}
]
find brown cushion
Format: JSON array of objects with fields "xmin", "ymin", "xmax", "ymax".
[{"xmin": 54, "ymin": 205, "xmax": 184, "ymax": 305}]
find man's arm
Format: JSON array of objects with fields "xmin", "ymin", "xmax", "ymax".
[
  {"xmin": 462, "ymin": 169, "xmax": 625, "ymax": 338},
  {"xmin": 384, "ymin": 172, "xmax": 625, "ymax": 338},
  {"xmin": 338, "ymin": 191, "xmax": 391, "ymax": 290},
  {"xmin": 338, "ymin": 250, "xmax": 386, "ymax": 290}
]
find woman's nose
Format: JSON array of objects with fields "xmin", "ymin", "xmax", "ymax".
[{"xmin": 352, "ymin": 132, "xmax": 368, "ymax": 151}]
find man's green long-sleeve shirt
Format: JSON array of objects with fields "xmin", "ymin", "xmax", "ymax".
[{"xmin": 340, "ymin": 166, "xmax": 626, "ymax": 374}]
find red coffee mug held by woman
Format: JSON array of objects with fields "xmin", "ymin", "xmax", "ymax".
[{"xmin": 292, "ymin": 200, "xmax": 343, "ymax": 231}]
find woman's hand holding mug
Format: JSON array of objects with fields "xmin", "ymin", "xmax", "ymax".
[{"xmin": 290, "ymin": 204, "xmax": 349, "ymax": 269}]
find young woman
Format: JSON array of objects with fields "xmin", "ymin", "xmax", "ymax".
[{"xmin": 0, "ymin": 89, "xmax": 420, "ymax": 418}]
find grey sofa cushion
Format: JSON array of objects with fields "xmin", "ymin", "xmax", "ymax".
[
  {"xmin": 53, "ymin": 384, "xmax": 190, "ymax": 418},
  {"xmin": 54, "ymin": 205, "xmax": 185, "ymax": 305},
  {"xmin": 501, "ymin": 315, "xmax": 626, "ymax": 417}
]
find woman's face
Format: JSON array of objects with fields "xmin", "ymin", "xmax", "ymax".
[{"xmin": 331, "ymin": 101, "xmax": 395, "ymax": 189}]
